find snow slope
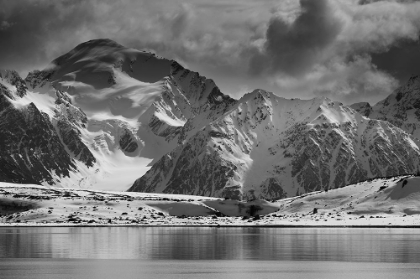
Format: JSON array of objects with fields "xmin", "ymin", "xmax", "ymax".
[
  {"xmin": 276, "ymin": 175, "xmax": 420, "ymax": 224},
  {"xmin": 1, "ymin": 176, "xmax": 420, "ymax": 226}
]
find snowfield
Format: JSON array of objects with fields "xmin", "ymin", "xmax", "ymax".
[{"xmin": 1, "ymin": 175, "xmax": 420, "ymax": 227}]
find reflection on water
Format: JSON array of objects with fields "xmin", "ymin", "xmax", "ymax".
[
  {"xmin": 1, "ymin": 227, "xmax": 420, "ymax": 279},
  {"xmin": 1, "ymin": 227, "xmax": 420, "ymax": 262}
]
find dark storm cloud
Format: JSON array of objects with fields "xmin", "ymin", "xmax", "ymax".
[
  {"xmin": 371, "ymin": 39, "xmax": 420, "ymax": 83},
  {"xmin": 250, "ymin": 0, "xmax": 342, "ymax": 76},
  {"xmin": 0, "ymin": 0, "xmax": 97, "ymax": 73},
  {"xmin": 0, "ymin": 0, "xmax": 267, "ymax": 79}
]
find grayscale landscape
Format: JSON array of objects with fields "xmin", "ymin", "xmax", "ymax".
[{"xmin": 1, "ymin": 0, "xmax": 420, "ymax": 278}]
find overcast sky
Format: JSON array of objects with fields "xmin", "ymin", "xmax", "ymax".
[{"xmin": 1, "ymin": 0, "xmax": 420, "ymax": 105}]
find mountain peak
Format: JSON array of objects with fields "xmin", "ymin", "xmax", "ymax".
[
  {"xmin": 52, "ymin": 38, "xmax": 130, "ymax": 67},
  {"xmin": 74, "ymin": 38, "xmax": 124, "ymax": 49},
  {"xmin": 26, "ymin": 39, "xmax": 173, "ymax": 93},
  {"xmin": 350, "ymin": 102, "xmax": 372, "ymax": 117},
  {"xmin": 406, "ymin": 75, "xmax": 420, "ymax": 90},
  {"xmin": 0, "ymin": 69, "xmax": 27, "ymax": 97}
]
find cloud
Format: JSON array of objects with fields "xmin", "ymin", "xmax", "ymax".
[
  {"xmin": 247, "ymin": 0, "xmax": 420, "ymax": 104},
  {"xmin": 337, "ymin": 0, "xmax": 420, "ymax": 54},
  {"xmin": 0, "ymin": 0, "xmax": 268, "ymax": 78},
  {"xmin": 0, "ymin": 0, "xmax": 99, "ymax": 74},
  {"xmin": 250, "ymin": 0, "xmax": 343, "ymax": 76},
  {"xmin": 266, "ymin": 55, "xmax": 398, "ymax": 105},
  {"xmin": 370, "ymin": 39, "xmax": 420, "ymax": 82},
  {"xmin": 311, "ymin": 56, "xmax": 399, "ymax": 104},
  {"xmin": 0, "ymin": 20, "xmax": 12, "ymax": 30},
  {"xmin": 0, "ymin": 0, "xmax": 420, "ymax": 105}
]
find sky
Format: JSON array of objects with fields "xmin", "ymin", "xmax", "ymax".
[{"xmin": 1, "ymin": 0, "xmax": 420, "ymax": 105}]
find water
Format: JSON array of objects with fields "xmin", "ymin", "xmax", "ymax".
[{"xmin": 0, "ymin": 227, "xmax": 419, "ymax": 278}]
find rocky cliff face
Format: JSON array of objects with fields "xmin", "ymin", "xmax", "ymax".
[
  {"xmin": 0, "ymin": 83, "xmax": 76, "ymax": 184},
  {"xmin": 0, "ymin": 70, "xmax": 27, "ymax": 97},
  {"xmin": 53, "ymin": 90, "xmax": 96, "ymax": 167},
  {"xmin": 349, "ymin": 102, "xmax": 372, "ymax": 117},
  {"xmin": 0, "ymin": 68, "xmax": 98, "ymax": 185},
  {"xmin": 130, "ymin": 90, "xmax": 420, "ymax": 199},
  {"xmin": 138, "ymin": 63, "xmax": 236, "ymax": 146}
]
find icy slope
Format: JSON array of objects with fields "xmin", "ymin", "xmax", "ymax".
[
  {"xmin": 130, "ymin": 90, "xmax": 420, "ymax": 199},
  {"xmin": 278, "ymin": 175, "xmax": 420, "ymax": 217}
]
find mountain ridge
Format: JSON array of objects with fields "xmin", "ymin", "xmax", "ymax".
[
  {"xmin": 351, "ymin": 75, "xmax": 420, "ymax": 140},
  {"xmin": 1, "ymin": 38, "xmax": 420, "ymax": 200},
  {"xmin": 130, "ymin": 89, "xmax": 420, "ymax": 199}
]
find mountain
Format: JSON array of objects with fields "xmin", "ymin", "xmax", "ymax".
[
  {"xmin": 351, "ymin": 75, "xmax": 420, "ymax": 140},
  {"xmin": 129, "ymin": 89, "xmax": 420, "ymax": 200},
  {"xmin": 0, "ymin": 70, "xmax": 79, "ymax": 184},
  {"xmin": 349, "ymin": 102, "xmax": 372, "ymax": 117},
  {"xmin": 2, "ymin": 39, "xmax": 420, "ymax": 199},
  {"xmin": 1, "ymin": 39, "xmax": 235, "ymax": 191}
]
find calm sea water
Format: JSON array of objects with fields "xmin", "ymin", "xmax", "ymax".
[{"xmin": 0, "ymin": 227, "xmax": 419, "ymax": 279}]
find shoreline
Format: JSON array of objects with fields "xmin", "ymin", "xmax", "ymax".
[
  {"xmin": 1, "ymin": 223, "xmax": 420, "ymax": 228},
  {"xmin": 2, "ymin": 178, "xmax": 420, "ymax": 228}
]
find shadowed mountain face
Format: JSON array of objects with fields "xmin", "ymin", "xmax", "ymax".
[
  {"xmin": 1, "ymin": 39, "xmax": 420, "ymax": 199},
  {"xmin": 0, "ymin": 81, "xmax": 79, "ymax": 184}
]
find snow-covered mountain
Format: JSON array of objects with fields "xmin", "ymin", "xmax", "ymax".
[
  {"xmin": 349, "ymin": 102, "xmax": 372, "ymax": 118},
  {"xmin": 0, "ymin": 70, "xmax": 82, "ymax": 185},
  {"xmin": 1, "ymin": 39, "xmax": 420, "ymax": 199},
  {"xmin": 1, "ymin": 39, "xmax": 235, "ymax": 191},
  {"xmin": 351, "ymin": 75, "xmax": 420, "ymax": 140},
  {"xmin": 129, "ymin": 89, "xmax": 420, "ymax": 199}
]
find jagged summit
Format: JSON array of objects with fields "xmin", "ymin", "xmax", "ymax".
[
  {"xmin": 406, "ymin": 75, "xmax": 420, "ymax": 89},
  {"xmin": 0, "ymin": 70, "xmax": 27, "ymax": 97}
]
